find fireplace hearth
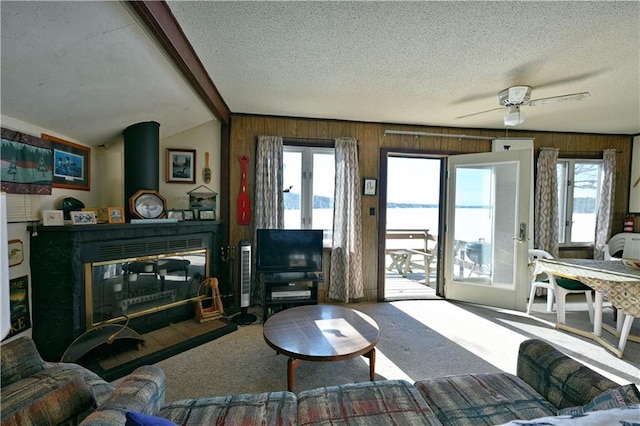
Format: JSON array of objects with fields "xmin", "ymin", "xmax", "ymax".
[{"xmin": 29, "ymin": 221, "xmax": 226, "ymax": 363}]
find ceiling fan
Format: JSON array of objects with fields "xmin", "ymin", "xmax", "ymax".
[{"xmin": 456, "ymin": 86, "xmax": 590, "ymax": 126}]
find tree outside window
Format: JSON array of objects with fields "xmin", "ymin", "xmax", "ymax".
[{"xmin": 557, "ymin": 160, "xmax": 603, "ymax": 245}]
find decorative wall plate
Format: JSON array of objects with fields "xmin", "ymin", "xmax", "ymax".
[{"xmin": 129, "ymin": 190, "xmax": 167, "ymax": 219}]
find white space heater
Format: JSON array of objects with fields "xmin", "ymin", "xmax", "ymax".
[{"xmin": 233, "ymin": 240, "xmax": 256, "ymax": 324}]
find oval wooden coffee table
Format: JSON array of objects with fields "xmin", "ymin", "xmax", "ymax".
[{"xmin": 263, "ymin": 304, "xmax": 380, "ymax": 392}]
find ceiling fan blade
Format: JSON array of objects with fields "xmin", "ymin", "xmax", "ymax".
[
  {"xmin": 451, "ymin": 69, "xmax": 603, "ymax": 106},
  {"xmin": 455, "ymin": 107, "xmax": 504, "ymax": 120},
  {"xmin": 529, "ymin": 70, "xmax": 607, "ymax": 91},
  {"xmin": 527, "ymin": 92, "xmax": 590, "ymax": 107}
]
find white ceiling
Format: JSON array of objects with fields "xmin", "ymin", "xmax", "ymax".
[{"xmin": 1, "ymin": 1, "xmax": 639, "ymax": 147}]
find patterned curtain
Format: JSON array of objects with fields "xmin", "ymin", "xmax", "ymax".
[
  {"xmin": 534, "ymin": 148, "xmax": 559, "ymax": 256},
  {"xmin": 253, "ymin": 136, "xmax": 284, "ymax": 303},
  {"xmin": 328, "ymin": 137, "xmax": 364, "ymax": 302},
  {"xmin": 593, "ymin": 149, "xmax": 616, "ymax": 259}
]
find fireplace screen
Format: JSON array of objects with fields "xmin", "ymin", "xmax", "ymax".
[{"xmin": 87, "ymin": 249, "xmax": 208, "ymax": 327}]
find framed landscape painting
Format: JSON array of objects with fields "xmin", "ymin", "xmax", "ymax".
[
  {"xmin": 166, "ymin": 148, "xmax": 196, "ymax": 183},
  {"xmin": 42, "ymin": 133, "xmax": 90, "ymax": 191}
]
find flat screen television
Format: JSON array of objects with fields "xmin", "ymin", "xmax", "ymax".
[{"xmin": 256, "ymin": 229, "xmax": 323, "ymax": 273}]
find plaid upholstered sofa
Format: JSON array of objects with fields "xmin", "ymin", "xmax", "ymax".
[
  {"xmin": 79, "ymin": 338, "xmax": 640, "ymax": 426},
  {"xmin": 1, "ymin": 336, "xmax": 114, "ymax": 425}
]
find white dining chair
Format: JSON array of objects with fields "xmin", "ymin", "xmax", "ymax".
[
  {"xmin": 527, "ymin": 249, "xmax": 594, "ymax": 324},
  {"xmin": 526, "ymin": 249, "xmax": 555, "ymax": 314},
  {"xmin": 603, "ymin": 232, "xmax": 640, "ymax": 260}
]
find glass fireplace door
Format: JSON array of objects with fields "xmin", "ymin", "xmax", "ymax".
[{"xmin": 87, "ymin": 249, "xmax": 208, "ymax": 327}]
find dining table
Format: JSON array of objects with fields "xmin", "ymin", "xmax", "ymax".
[{"xmin": 536, "ymin": 258, "xmax": 640, "ymax": 358}]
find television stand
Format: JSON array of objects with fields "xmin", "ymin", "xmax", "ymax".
[{"xmin": 260, "ymin": 271, "xmax": 323, "ymax": 323}]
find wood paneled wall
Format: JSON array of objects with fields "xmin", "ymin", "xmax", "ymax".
[{"xmin": 228, "ymin": 114, "xmax": 633, "ymax": 303}]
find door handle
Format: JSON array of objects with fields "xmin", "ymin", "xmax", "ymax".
[{"xmin": 513, "ymin": 222, "xmax": 527, "ymax": 242}]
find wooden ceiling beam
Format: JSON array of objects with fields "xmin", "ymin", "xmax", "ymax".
[{"xmin": 128, "ymin": 1, "xmax": 230, "ymax": 125}]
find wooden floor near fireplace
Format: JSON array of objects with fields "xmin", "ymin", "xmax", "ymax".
[{"xmin": 82, "ymin": 318, "xmax": 237, "ymax": 381}]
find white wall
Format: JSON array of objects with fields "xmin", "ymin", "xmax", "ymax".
[
  {"xmin": 1, "ymin": 114, "xmax": 221, "ymax": 340},
  {"xmin": 95, "ymin": 120, "xmax": 222, "ymax": 211},
  {"xmin": 2, "ymin": 115, "xmax": 102, "ymax": 340},
  {"xmin": 160, "ymin": 121, "xmax": 222, "ymax": 210}
]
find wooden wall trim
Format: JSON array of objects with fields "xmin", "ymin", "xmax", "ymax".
[
  {"xmin": 228, "ymin": 114, "xmax": 633, "ymax": 302},
  {"xmin": 128, "ymin": 1, "xmax": 230, "ymax": 125}
]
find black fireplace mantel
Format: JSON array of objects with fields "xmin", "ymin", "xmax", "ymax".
[{"xmin": 29, "ymin": 221, "xmax": 222, "ymax": 361}]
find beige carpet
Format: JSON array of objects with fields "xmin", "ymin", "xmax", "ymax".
[{"xmin": 153, "ymin": 298, "xmax": 640, "ymax": 402}]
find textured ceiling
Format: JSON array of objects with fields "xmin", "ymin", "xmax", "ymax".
[
  {"xmin": 1, "ymin": 1, "xmax": 639, "ymax": 147},
  {"xmin": 0, "ymin": 1, "xmax": 214, "ymax": 145},
  {"xmin": 168, "ymin": 1, "xmax": 639, "ymax": 134}
]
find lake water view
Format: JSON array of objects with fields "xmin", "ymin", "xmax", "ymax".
[
  {"xmin": 288, "ymin": 207, "xmax": 491, "ymax": 243},
  {"xmin": 287, "ymin": 207, "xmax": 595, "ymax": 245}
]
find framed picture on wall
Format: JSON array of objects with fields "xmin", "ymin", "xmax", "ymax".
[
  {"xmin": 8, "ymin": 240, "xmax": 23, "ymax": 267},
  {"xmin": 42, "ymin": 133, "xmax": 90, "ymax": 191},
  {"xmin": 166, "ymin": 148, "xmax": 196, "ymax": 183},
  {"xmin": 363, "ymin": 178, "xmax": 377, "ymax": 196}
]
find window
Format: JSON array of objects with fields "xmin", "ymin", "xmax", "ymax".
[
  {"xmin": 283, "ymin": 146, "xmax": 335, "ymax": 241},
  {"xmin": 556, "ymin": 159, "xmax": 603, "ymax": 245}
]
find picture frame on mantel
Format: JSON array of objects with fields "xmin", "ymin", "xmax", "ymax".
[
  {"xmin": 166, "ymin": 148, "xmax": 196, "ymax": 183},
  {"xmin": 107, "ymin": 207, "xmax": 124, "ymax": 224},
  {"xmin": 41, "ymin": 133, "xmax": 90, "ymax": 191},
  {"xmin": 42, "ymin": 210, "xmax": 64, "ymax": 226},
  {"xmin": 70, "ymin": 210, "xmax": 97, "ymax": 225}
]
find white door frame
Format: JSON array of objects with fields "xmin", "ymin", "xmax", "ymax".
[{"xmin": 444, "ymin": 149, "xmax": 532, "ymax": 311}]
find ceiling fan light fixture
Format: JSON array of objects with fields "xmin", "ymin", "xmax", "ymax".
[
  {"xmin": 499, "ymin": 85, "xmax": 531, "ymax": 106},
  {"xmin": 504, "ymin": 106, "xmax": 525, "ymax": 126}
]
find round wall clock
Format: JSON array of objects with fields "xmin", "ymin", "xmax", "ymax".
[{"xmin": 129, "ymin": 190, "xmax": 167, "ymax": 219}]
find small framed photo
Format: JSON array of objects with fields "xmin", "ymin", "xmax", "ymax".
[
  {"xmin": 70, "ymin": 210, "xmax": 97, "ymax": 225},
  {"xmin": 183, "ymin": 210, "xmax": 195, "ymax": 220},
  {"xmin": 166, "ymin": 148, "xmax": 196, "ymax": 183},
  {"xmin": 199, "ymin": 210, "xmax": 216, "ymax": 220},
  {"xmin": 83, "ymin": 207, "xmax": 105, "ymax": 223},
  {"xmin": 363, "ymin": 178, "xmax": 377, "ymax": 196},
  {"xmin": 167, "ymin": 210, "xmax": 184, "ymax": 220},
  {"xmin": 42, "ymin": 210, "xmax": 64, "ymax": 226},
  {"xmin": 107, "ymin": 207, "xmax": 125, "ymax": 224}
]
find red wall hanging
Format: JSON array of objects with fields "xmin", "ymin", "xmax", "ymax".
[{"xmin": 237, "ymin": 155, "xmax": 251, "ymax": 225}]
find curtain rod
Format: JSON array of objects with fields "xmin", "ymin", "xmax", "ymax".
[
  {"xmin": 553, "ymin": 151, "xmax": 620, "ymax": 158},
  {"xmin": 282, "ymin": 137, "xmax": 334, "ymax": 143},
  {"xmin": 383, "ymin": 129, "xmax": 533, "ymax": 141}
]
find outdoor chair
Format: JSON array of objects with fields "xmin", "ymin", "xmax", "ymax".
[
  {"xmin": 526, "ymin": 249, "xmax": 594, "ymax": 325},
  {"xmin": 603, "ymin": 232, "xmax": 640, "ymax": 260},
  {"xmin": 526, "ymin": 249, "xmax": 555, "ymax": 314}
]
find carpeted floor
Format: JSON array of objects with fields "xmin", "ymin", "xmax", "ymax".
[{"xmin": 152, "ymin": 298, "xmax": 640, "ymax": 402}]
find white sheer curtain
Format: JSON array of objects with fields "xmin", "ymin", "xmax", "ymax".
[
  {"xmin": 253, "ymin": 136, "xmax": 284, "ymax": 303},
  {"xmin": 534, "ymin": 148, "xmax": 560, "ymax": 256},
  {"xmin": 593, "ymin": 149, "xmax": 616, "ymax": 259},
  {"xmin": 328, "ymin": 137, "xmax": 364, "ymax": 302}
]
